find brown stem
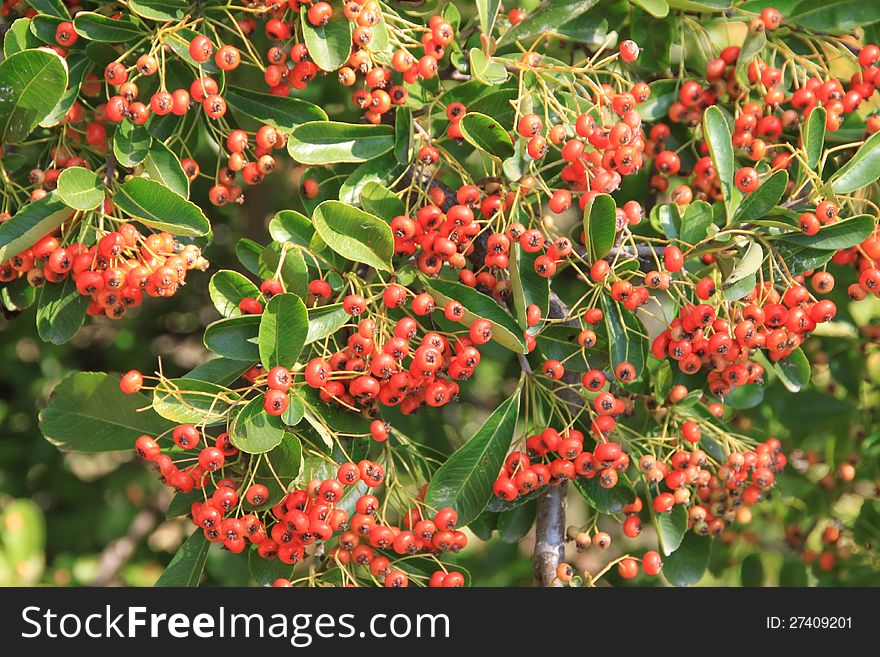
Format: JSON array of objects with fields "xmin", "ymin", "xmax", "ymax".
[{"xmin": 91, "ymin": 508, "xmax": 158, "ymax": 586}]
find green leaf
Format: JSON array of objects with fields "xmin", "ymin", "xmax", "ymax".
[
  {"xmin": 204, "ymin": 315, "xmax": 261, "ymax": 361},
  {"xmin": 248, "ymin": 549, "xmax": 294, "ymax": 586},
  {"xmin": 129, "ymin": 0, "xmax": 187, "ymax": 21},
  {"xmin": 143, "ymin": 140, "xmax": 189, "ymax": 198},
  {"xmin": 250, "ymin": 435, "xmax": 303, "ymax": 507},
  {"xmin": 40, "ymin": 54, "xmax": 91, "ymax": 129},
  {"xmin": 209, "ymin": 270, "xmax": 261, "ymax": 318},
  {"xmin": 154, "ymin": 531, "xmax": 209, "ymax": 587},
  {"xmin": 830, "ymin": 130, "xmax": 880, "ymax": 193},
  {"xmin": 269, "ymin": 209, "xmax": 313, "ymax": 246},
  {"xmin": 114, "ymin": 177, "xmax": 211, "ymax": 236},
  {"xmin": 630, "ymin": 11, "xmax": 673, "ymax": 72},
  {"xmin": 679, "ymin": 200, "xmax": 713, "ymax": 245},
  {"xmin": 600, "ymin": 296, "xmax": 647, "ymax": 379},
  {"xmin": 639, "ymin": 80, "xmax": 677, "ymax": 122},
  {"xmin": 468, "ymin": 49, "xmax": 509, "ymax": 85},
  {"xmin": 226, "ymin": 86, "xmax": 327, "ymax": 132},
  {"xmin": 583, "ymin": 193, "xmax": 617, "ymax": 259},
  {"xmin": 740, "ymin": 553, "xmax": 764, "ymax": 586},
  {"xmin": 0, "ymin": 49, "xmax": 68, "ymax": 144},
  {"xmin": 39, "ymin": 372, "xmax": 172, "ymax": 452},
  {"xmin": 770, "ymin": 347, "xmax": 811, "ymax": 393},
  {"xmin": 734, "ymin": 170, "xmax": 788, "ymax": 223},
  {"xmin": 4, "ymin": 19, "xmax": 41, "ymax": 57},
  {"xmin": 497, "ymin": 0, "xmax": 599, "ymax": 46},
  {"xmin": 734, "ymin": 27, "xmax": 766, "ymax": 89},
  {"xmin": 790, "ymin": 0, "xmax": 880, "ymax": 33},
  {"xmin": 236, "ymin": 238, "xmax": 263, "ymax": 276},
  {"xmin": 288, "ymin": 122, "xmax": 394, "ymax": 165},
  {"xmin": 509, "ymin": 244, "xmax": 549, "ymax": 331},
  {"xmin": 422, "ymin": 277, "xmax": 528, "ymax": 353},
  {"xmin": 184, "ymin": 358, "xmax": 252, "ymax": 386},
  {"xmin": 663, "ymin": 533, "xmax": 711, "ymax": 586},
  {"xmin": 306, "ymin": 304, "xmax": 350, "ymax": 344},
  {"xmin": 657, "ymin": 504, "xmax": 688, "ymax": 556},
  {"xmin": 498, "ymin": 499, "xmax": 536, "ymax": 543},
  {"xmin": 36, "ymin": 275, "xmax": 89, "ymax": 344},
  {"xmin": 259, "ymin": 243, "xmax": 308, "ymax": 299},
  {"xmin": 27, "ymin": 0, "xmax": 70, "ymax": 18},
  {"xmin": 259, "ymin": 293, "xmax": 308, "ymax": 370},
  {"xmin": 394, "ymin": 105, "xmax": 413, "ymax": 165},
  {"xmin": 775, "ymin": 215, "xmax": 876, "ymax": 250},
  {"xmin": 458, "ymin": 112, "xmax": 514, "ymax": 161},
  {"xmin": 424, "ymin": 391, "xmax": 521, "ymax": 526},
  {"xmin": 230, "ymin": 396, "xmax": 286, "ymax": 454},
  {"xmin": 628, "ymin": 0, "xmax": 670, "ymax": 18},
  {"xmin": 573, "ymin": 475, "xmax": 636, "ymax": 513},
  {"xmin": 722, "ymin": 240, "xmax": 763, "ymax": 300},
  {"xmin": 779, "ymin": 559, "xmax": 809, "ymax": 587},
  {"xmin": 56, "ymin": 166, "xmax": 103, "ymax": 211},
  {"xmin": 667, "ymin": 0, "xmax": 730, "ymax": 9},
  {"xmin": 152, "ymin": 378, "xmax": 239, "ymax": 426},
  {"xmin": 0, "ymin": 192, "xmax": 71, "ymax": 262},
  {"xmin": 770, "ymin": 241, "xmax": 833, "ymax": 277},
  {"xmin": 802, "ymin": 107, "xmax": 826, "ymax": 171},
  {"xmin": 113, "ymin": 121, "xmax": 152, "ymax": 168},
  {"xmin": 339, "ymin": 153, "xmax": 402, "ymax": 205},
  {"xmin": 300, "ymin": 6, "xmax": 351, "ymax": 71},
  {"xmin": 477, "ymin": 0, "xmax": 502, "ymax": 35},
  {"xmin": 703, "ymin": 106, "xmax": 740, "ymax": 220},
  {"xmin": 360, "ymin": 181, "xmax": 405, "ymax": 220},
  {"xmin": 312, "ymin": 200, "xmax": 394, "ymax": 272},
  {"xmin": 73, "ymin": 11, "xmax": 141, "ymax": 41}
]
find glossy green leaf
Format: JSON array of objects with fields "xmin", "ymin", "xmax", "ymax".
[
  {"xmin": 226, "ymin": 86, "xmax": 327, "ymax": 132},
  {"xmin": 143, "ymin": 140, "xmax": 189, "ymax": 198},
  {"xmin": 300, "ymin": 6, "xmax": 352, "ymax": 71},
  {"xmin": 39, "ymin": 372, "xmax": 172, "ymax": 452},
  {"xmin": 774, "ymin": 215, "xmax": 875, "ymax": 250},
  {"xmin": 790, "ymin": 0, "xmax": 880, "ymax": 33},
  {"xmin": 27, "ymin": 0, "xmax": 69, "ymax": 18},
  {"xmin": 129, "ymin": 0, "xmax": 187, "ymax": 21},
  {"xmin": 509, "ymin": 244, "xmax": 549, "ymax": 331},
  {"xmin": 741, "ymin": 553, "xmax": 764, "ymax": 586},
  {"xmin": 0, "ymin": 49, "xmax": 68, "ymax": 143},
  {"xmin": 306, "ymin": 304, "xmax": 350, "ymax": 344},
  {"xmin": 312, "ymin": 200, "xmax": 394, "ymax": 272},
  {"xmin": 657, "ymin": 504, "xmax": 688, "ymax": 556},
  {"xmin": 583, "ymin": 193, "xmax": 617, "ymax": 259},
  {"xmin": 36, "ymin": 275, "xmax": 88, "ymax": 344},
  {"xmin": 73, "ymin": 11, "xmax": 141, "ymax": 41},
  {"xmin": 830, "ymin": 130, "xmax": 880, "ymax": 193},
  {"xmin": 56, "ymin": 166, "xmax": 103, "ymax": 211},
  {"xmin": 497, "ymin": 0, "xmax": 599, "ymax": 45},
  {"xmin": 771, "ymin": 347, "xmax": 811, "ymax": 393},
  {"xmin": 734, "ymin": 169, "xmax": 788, "ymax": 223},
  {"xmin": 339, "ymin": 153, "xmax": 402, "ymax": 205},
  {"xmin": 269, "ymin": 209, "xmax": 313, "ymax": 247},
  {"xmin": 155, "ymin": 531, "xmax": 209, "ymax": 587},
  {"xmin": 259, "ymin": 243, "xmax": 308, "ymax": 299},
  {"xmin": 422, "ymin": 277, "xmax": 527, "ymax": 353},
  {"xmin": 703, "ymin": 106, "xmax": 740, "ymax": 220},
  {"xmin": 113, "ymin": 121, "xmax": 151, "ymax": 168},
  {"xmin": 394, "ymin": 105, "xmax": 412, "ymax": 165},
  {"xmin": 498, "ymin": 499, "xmax": 536, "ymax": 543},
  {"xmin": 4, "ymin": 19, "xmax": 40, "ymax": 57},
  {"xmin": 723, "ymin": 240, "xmax": 763, "ymax": 300},
  {"xmin": 573, "ymin": 475, "xmax": 637, "ymax": 513},
  {"xmin": 601, "ymin": 296, "xmax": 647, "ymax": 379},
  {"xmin": 40, "ymin": 55, "xmax": 91, "ymax": 129},
  {"xmin": 204, "ymin": 315, "xmax": 261, "ymax": 361},
  {"xmin": 468, "ymin": 49, "xmax": 509, "ymax": 85},
  {"xmin": 424, "ymin": 391, "xmax": 520, "ymax": 526},
  {"xmin": 259, "ymin": 293, "xmax": 308, "ymax": 370},
  {"xmin": 288, "ymin": 122, "xmax": 394, "ymax": 165},
  {"xmin": 249, "ymin": 435, "xmax": 303, "ymax": 508},
  {"xmin": 679, "ymin": 200, "xmax": 713, "ymax": 245},
  {"xmin": 209, "ymin": 270, "xmax": 261, "ymax": 318},
  {"xmin": 184, "ymin": 358, "xmax": 252, "ymax": 387},
  {"xmin": 360, "ymin": 181, "xmax": 405, "ymax": 220},
  {"xmin": 236, "ymin": 238, "xmax": 263, "ymax": 277},
  {"xmin": 230, "ymin": 396, "xmax": 286, "ymax": 454},
  {"xmin": 0, "ymin": 192, "xmax": 71, "ymax": 262},
  {"xmin": 477, "ymin": 0, "xmax": 502, "ymax": 35},
  {"xmin": 628, "ymin": 0, "xmax": 669, "ymax": 17},
  {"xmin": 114, "ymin": 177, "xmax": 211, "ymax": 236},
  {"xmin": 152, "ymin": 378, "xmax": 239, "ymax": 426},
  {"xmin": 663, "ymin": 533, "xmax": 711, "ymax": 586},
  {"xmin": 779, "ymin": 559, "xmax": 809, "ymax": 587},
  {"xmin": 734, "ymin": 27, "xmax": 766, "ymax": 88},
  {"xmin": 802, "ymin": 107, "xmax": 826, "ymax": 170},
  {"xmin": 458, "ymin": 112, "xmax": 514, "ymax": 161}
]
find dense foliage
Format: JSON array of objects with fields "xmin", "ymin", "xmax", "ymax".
[{"xmin": 1, "ymin": 0, "xmax": 879, "ymax": 587}]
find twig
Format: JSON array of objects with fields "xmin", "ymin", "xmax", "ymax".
[{"xmin": 92, "ymin": 508, "xmax": 159, "ymax": 586}]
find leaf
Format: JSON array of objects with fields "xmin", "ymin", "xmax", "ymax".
[
  {"xmin": 497, "ymin": 0, "xmax": 599, "ymax": 45},
  {"xmin": 129, "ymin": 0, "xmax": 187, "ymax": 21},
  {"xmin": 339, "ymin": 153, "xmax": 402, "ymax": 205},
  {"xmin": 154, "ymin": 531, "xmax": 209, "ymax": 587},
  {"xmin": 259, "ymin": 293, "xmax": 308, "ymax": 370},
  {"xmin": 360, "ymin": 181, "xmax": 405, "ymax": 220},
  {"xmin": 259, "ymin": 243, "xmax": 308, "ymax": 299},
  {"xmin": 39, "ymin": 372, "xmax": 172, "ymax": 452},
  {"xmin": 250, "ymin": 435, "xmax": 303, "ymax": 507},
  {"xmin": 651, "ymin": 203, "xmax": 681, "ymax": 239},
  {"xmin": 209, "ymin": 270, "xmax": 261, "ymax": 318},
  {"xmin": 113, "ymin": 121, "xmax": 152, "ymax": 168},
  {"xmin": 56, "ymin": 166, "xmax": 103, "ymax": 211},
  {"xmin": 36, "ymin": 275, "xmax": 89, "ymax": 344},
  {"xmin": 830, "ymin": 130, "xmax": 880, "ymax": 193},
  {"xmin": 779, "ymin": 559, "xmax": 809, "ymax": 587},
  {"xmin": 422, "ymin": 277, "xmax": 528, "ymax": 353},
  {"xmin": 657, "ymin": 504, "xmax": 688, "ymax": 556},
  {"xmin": 73, "ymin": 11, "xmax": 141, "ymax": 42},
  {"xmin": 583, "ymin": 193, "xmax": 617, "ymax": 259},
  {"xmin": 0, "ymin": 192, "xmax": 71, "ymax": 262},
  {"xmin": 458, "ymin": 112, "xmax": 514, "ymax": 161},
  {"xmin": 723, "ymin": 240, "xmax": 763, "ymax": 298},
  {"xmin": 630, "ymin": 10, "xmax": 673, "ymax": 72},
  {"xmin": 775, "ymin": 215, "xmax": 876, "ymax": 250},
  {"xmin": 184, "ymin": 358, "xmax": 252, "ymax": 386},
  {"xmin": 152, "ymin": 378, "xmax": 239, "ymax": 426},
  {"xmin": 600, "ymin": 296, "xmax": 647, "ymax": 379},
  {"xmin": 679, "ymin": 200, "xmax": 713, "ymax": 245},
  {"xmin": 114, "ymin": 177, "xmax": 211, "ymax": 236},
  {"xmin": 734, "ymin": 27, "xmax": 766, "ymax": 89},
  {"xmin": 509, "ymin": 244, "xmax": 549, "ymax": 331},
  {"xmin": 0, "ymin": 49, "xmax": 68, "ymax": 144},
  {"xmin": 740, "ymin": 553, "xmax": 764, "ymax": 586},
  {"xmin": 288, "ymin": 122, "xmax": 394, "ymax": 165},
  {"xmin": 27, "ymin": 0, "xmax": 69, "ymax": 19},
  {"xmin": 249, "ymin": 549, "xmax": 294, "ymax": 587},
  {"xmin": 424, "ymin": 392, "xmax": 520, "ymax": 526},
  {"xmin": 498, "ymin": 499, "xmax": 537, "ymax": 543},
  {"xmin": 230, "ymin": 396, "xmax": 286, "ymax": 454},
  {"xmin": 703, "ymin": 106, "xmax": 740, "ymax": 220},
  {"xmin": 269, "ymin": 209, "xmax": 314, "ymax": 246},
  {"xmin": 639, "ymin": 80, "xmax": 677, "ymax": 122},
  {"xmin": 663, "ymin": 533, "xmax": 711, "ymax": 586},
  {"xmin": 790, "ymin": 0, "xmax": 880, "ymax": 33},
  {"xmin": 573, "ymin": 475, "xmax": 636, "ymax": 513},
  {"xmin": 734, "ymin": 170, "xmax": 788, "ymax": 223},
  {"xmin": 300, "ymin": 6, "xmax": 351, "ymax": 71},
  {"xmin": 4, "ymin": 19, "xmax": 41, "ymax": 57},
  {"xmin": 771, "ymin": 347, "xmax": 811, "ymax": 393},
  {"xmin": 312, "ymin": 200, "xmax": 394, "ymax": 272},
  {"xmin": 468, "ymin": 49, "xmax": 509, "ymax": 85},
  {"xmin": 394, "ymin": 105, "xmax": 413, "ymax": 165},
  {"xmin": 236, "ymin": 238, "xmax": 263, "ymax": 276},
  {"xmin": 770, "ymin": 241, "xmax": 833, "ymax": 277},
  {"xmin": 306, "ymin": 304, "xmax": 350, "ymax": 344},
  {"xmin": 204, "ymin": 315, "xmax": 261, "ymax": 362},
  {"xmin": 628, "ymin": 0, "xmax": 670, "ymax": 18},
  {"xmin": 226, "ymin": 86, "xmax": 327, "ymax": 132},
  {"xmin": 802, "ymin": 107, "xmax": 826, "ymax": 170},
  {"xmin": 143, "ymin": 140, "xmax": 189, "ymax": 197},
  {"xmin": 477, "ymin": 0, "xmax": 502, "ymax": 35},
  {"xmin": 40, "ymin": 54, "xmax": 90, "ymax": 129}
]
